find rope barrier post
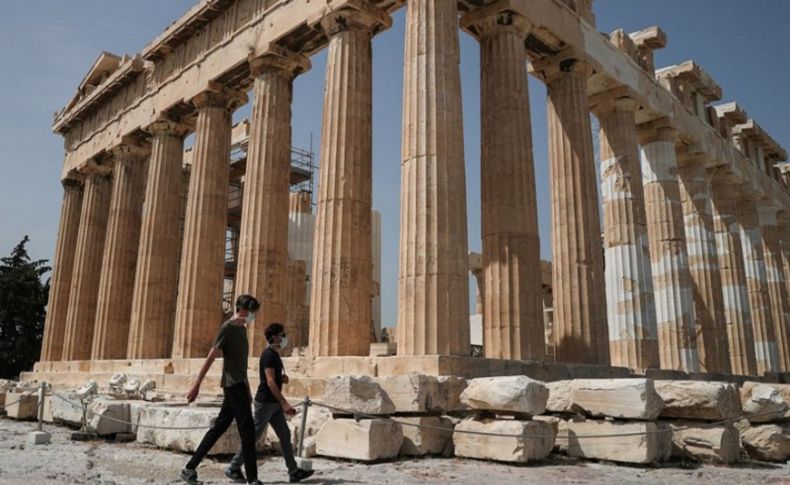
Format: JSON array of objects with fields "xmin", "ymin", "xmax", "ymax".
[
  {"xmin": 295, "ymin": 396, "xmax": 313, "ymax": 472},
  {"xmin": 26, "ymin": 382, "xmax": 50, "ymax": 445}
]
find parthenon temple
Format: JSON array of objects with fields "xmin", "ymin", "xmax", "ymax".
[{"xmin": 30, "ymin": 0, "xmax": 790, "ymax": 389}]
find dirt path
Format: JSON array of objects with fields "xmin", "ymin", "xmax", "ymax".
[{"xmin": 0, "ymin": 418, "xmax": 786, "ymax": 484}]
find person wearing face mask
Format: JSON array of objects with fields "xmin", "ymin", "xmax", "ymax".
[
  {"xmin": 224, "ymin": 322, "xmax": 314, "ymax": 483},
  {"xmin": 180, "ymin": 294, "xmax": 262, "ymax": 485}
]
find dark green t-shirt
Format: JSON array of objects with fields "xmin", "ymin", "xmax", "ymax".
[{"xmin": 213, "ymin": 319, "xmax": 248, "ymax": 388}]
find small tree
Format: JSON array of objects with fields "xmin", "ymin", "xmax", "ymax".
[{"xmin": 0, "ymin": 236, "xmax": 50, "ymax": 379}]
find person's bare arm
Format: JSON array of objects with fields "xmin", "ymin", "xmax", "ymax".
[
  {"xmin": 186, "ymin": 346, "xmax": 220, "ymax": 403},
  {"xmin": 265, "ymin": 367, "xmax": 295, "ymax": 416}
]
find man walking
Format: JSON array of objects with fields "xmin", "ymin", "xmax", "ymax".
[
  {"xmin": 225, "ymin": 323, "xmax": 314, "ymax": 483},
  {"xmin": 180, "ymin": 294, "xmax": 262, "ymax": 485}
]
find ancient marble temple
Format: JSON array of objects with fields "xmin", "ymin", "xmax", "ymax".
[{"xmin": 36, "ymin": 0, "xmax": 790, "ymax": 385}]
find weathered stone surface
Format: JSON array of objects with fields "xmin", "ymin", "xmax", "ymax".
[
  {"xmin": 5, "ymin": 390, "xmax": 38, "ymax": 420},
  {"xmin": 453, "ymin": 418, "xmax": 555, "ymax": 463},
  {"xmin": 290, "ymin": 405, "xmax": 332, "ymax": 458},
  {"xmin": 136, "ymin": 405, "xmax": 267, "ymax": 455},
  {"xmin": 741, "ymin": 424, "xmax": 790, "ymax": 462},
  {"xmin": 571, "ymin": 378, "xmax": 662, "ymax": 420},
  {"xmin": 663, "ymin": 421, "xmax": 740, "ymax": 463},
  {"xmin": 567, "ymin": 419, "xmax": 670, "ymax": 464},
  {"xmin": 315, "ymin": 418, "xmax": 403, "ymax": 461},
  {"xmin": 654, "ymin": 380, "xmax": 740, "ymax": 420},
  {"xmin": 86, "ymin": 400, "xmax": 131, "ymax": 435},
  {"xmin": 377, "ymin": 374, "xmax": 465, "ymax": 413},
  {"xmin": 50, "ymin": 392, "xmax": 85, "ymax": 426},
  {"xmin": 741, "ymin": 382, "xmax": 790, "ymax": 423},
  {"xmin": 398, "ymin": 416, "xmax": 454, "ymax": 456},
  {"xmin": 546, "ymin": 380, "xmax": 575, "ymax": 413},
  {"xmin": 322, "ymin": 376, "xmax": 395, "ymax": 415},
  {"xmin": 461, "ymin": 376, "xmax": 548, "ymax": 415}
]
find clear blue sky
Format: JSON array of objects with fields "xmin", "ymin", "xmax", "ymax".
[{"xmin": 1, "ymin": 1, "xmax": 788, "ymax": 329}]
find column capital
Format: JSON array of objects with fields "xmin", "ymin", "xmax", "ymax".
[
  {"xmin": 636, "ymin": 117, "xmax": 678, "ymax": 145},
  {"xmin": 61, "ymin": 170, "xmax": 85, "ymax": 188},
  {"xmin": 190, "ymin": 81, "xmax": 248, "ymax": 111},
  {"xmin": 757, "ymin": 203, "xmax": 780, "ymax": 225},
  {"xmin": 460, "ymin": 3, "xmax": 532, "ymax": 41},
  {"xmin": 144, "ymin": 117, "xmax": 191, "ymax": 138},
  {"xmin": 249, "ymin": 45, "xmax": 311, "ymax": 78},
  {"xmin": 82, "ymin": 159, "xmax": 113, "ymax": 177},
  {"xmin": 110, "ymin": 142, "xmax": 150, "ymax": 164},
  {"xmin": 529, "ymin": 49, "xmax": 592, "ymax": 84},
  {"xmin": 676, "ymin": 143, "xmax": 709, "ymax": 167},
  {"xmin": 312, "ymin": 0, "xmax": 391, "ymax": 37},
  {"xmin": 589, "ymin": 89, "xmax": 639, "ymax": 116},
  {"xmin": 777, "ymin": 209, "xmax": 790, "ymax": 228}
]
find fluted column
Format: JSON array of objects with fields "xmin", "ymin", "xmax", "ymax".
[
  {"xmin": 397, "ymin": 0, "xmax": 470, "ymax": 356},
  {"xmin": 677, "ymin": 156, "xmax": 730, "ymax": 373},
  {"xmin": 593, "ymin": 96, "xmax": 659, "ymax": 369},
  {"xmin": 235, "ymin": 50, "xmax": 310, "ymax": 355},
  {"xmin": 737, "ymin": 195, "xmax": 779, "ymax": 374},
  {"xmin": 711, "ymin": 178, "xmax": 756, "ymax": 375},
  {"xmin": 40, "ymin": 178, "xmax": 84, "ymax": 361},
  {"xmin": 172, "ymin": 85, "xmax": 247, "ymax": 358},
  {"xmin": 62, "ymin": 172, "xmax": 112, "ymax": 360},
  {"xmin": 759, "ymin": 205, "xmax": 790, "ymax": 371},
  {"xmin": 91, "ymin": 146, "xmax": 149, "ymax": 360},
  {"xmin": 780, "ymin": 211, "xmax": 790, "ymax": 299},
  {"xmin": 532, "ymin": 54, "xmax": 608, "ymax": 365},
  {"xmin": 638, "ymin": 124, "xmax": 698, "ymax": 372},
  {"xmin": 311, "ymin": 5, "xmax": 389, "ymax": 356},
  {"xmin": 127, "ymin": 119, "xmax": 189, "ymax": 359},
  {"xmin": 461, "ymin": 9, "xmax": 543, "ymax": 360}
]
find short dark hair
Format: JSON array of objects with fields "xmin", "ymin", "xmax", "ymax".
[
  {"xmin": 235, "ymin": 294, "xmax": 260, "ymax": 312},
  {"xmin": 265, "ymin": 323, "xmax": 285, "ymax": 343}
]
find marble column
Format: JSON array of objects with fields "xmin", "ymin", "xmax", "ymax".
[
  {"xmin": 737, "ymin": 195, "xmax": 779, "ymax": 373},
  {"xmin": 462, "ymin": 9, "xmax": 543, "ymax": 360},
  {"xmin": 235, "ymin": 50, "xmax": 309, "ymax": 355},
  {"xmin": 638, "ymin": 124, "xmax": 698, "ymax": 372},
  {"xmin": 40, "ymin": 178, "xmax": 84, "ymax": 362},
  {"xmin": 593, "ymin": 96, "xmax": 659, "ymax": 369},
  {"xmin": 127, "ymin": 119, "xmax": 189, "ymax": 359},
  {"xmin": 61, "ymin": 172, "xmax": 112, "ymax": 360},
  {"xmin": 311, "ymin": 5, "xmax": 389, "ymax": 356},
  {"xmin": 759, "ymin": 205, "xmax": 790, "ymax": 371},
  {"xmin": 677, "ymin": 156, "xmax": 730, "ymax": 373},
  {"xmin": 91, "ymin": 145, "xmax": 149, "ymax": 360},
  {"xmin": 397, "ymin": 0, "xmax": 470, "ymax": 356},
  {"xmin": 780, "ymin": 211, "xmax": 790, "ymax": 297},
  {"xmin": 172, "ymin": 85, "xmax": 247, "ymax": 359},
  {"xmin": 533, "ymin": 55, "xmax": 608, "ymax": 365},
  {"xmin": 711, "ymin": 177, "xmax": 756, "ymax": 375}
]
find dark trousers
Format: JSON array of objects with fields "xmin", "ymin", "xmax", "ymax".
[
  {"xmin": 186, "ymin": 383, "xmax": 257, "ymax": 482},
  {"xmin": 229, "ymin": 400, "xmax": 297, "ymax": 474}
]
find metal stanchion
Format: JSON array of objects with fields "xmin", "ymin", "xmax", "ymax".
[
  {"xmin": 295, "ymin": 396, "xmax": 312, "ymax": 471},
  {"xmin": 27, "ymin": 382, "xmax": 50, "ymax": 445}
]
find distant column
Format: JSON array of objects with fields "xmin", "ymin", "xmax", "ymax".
[
  {"xmin": 235, "ymin": 49, "xmax": 310, "ymax": 355},
  {"xmin": 92, "ymin": 145, "xmax": 149, "ymax": 360},
  {"xmin": 311, "ymin": 4, "xmax": 390, "ymax": 356},
  {"xmin": 677, "ymin": 155, "xmax": 730, "ymax": 373},
  {"xmin": 638, "ymin": 123, "xmax": 698, "ymax": 372},
  {"xmin": 532, "ymin": 54, "xmax": 609, "ymax": 365},
  {"xmin": 172, "ymin": 85, "xmax": 247, "ymax": 358},
  {"xmin": 40, "ymin": 177, "xmax": 83, "ymax": 362},
  {"xmin": 737, "ymin": 195, "xmax": 779, "ymax": 373},
  {"xmin": 758, "ymin": 205, "xmax": 790, "ymax": 371},
  {"xmin": 62, "ymin": 172, "xmax": 112, "ymax": 360},
  {"xmin": 397, "ymin": 0, "xmax": 470, "ymax": 355},
  {"xmin": 127, "ymin": 119, "xmax": 189, "ymax": 359},
  {"xmin": 711, "ymin": 177, "xmax": 756, "ymax": 375},
  {"xmin": 593, "ymin": 95, "xmax": 659, "ymax": 369},
  {"xmin": 462, "ymin": 8, "xmax": 544, "ymax": 360}
]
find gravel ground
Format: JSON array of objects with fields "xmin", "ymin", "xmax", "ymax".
[{"xmin": 0, "ymin": 417, "xmax": 787, "ymax": 484}]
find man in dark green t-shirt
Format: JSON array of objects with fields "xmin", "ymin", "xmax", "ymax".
[{"xmin": 180, "ymin": 294, "xmax": 261, "ymax": 485}]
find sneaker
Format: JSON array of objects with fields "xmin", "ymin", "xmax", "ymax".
[
  {"xmin": 289, "ymin": 468, "xmax": 315, "ymax": 483},
  {"xmin": 224, "ymin": 467, "xmax": 246, "ymax": 483},
  {"xmin": 247, "ymin": 481, "xmax": 264, "ymax": 485},
  {"xmin": 180, "ymin": 467, "xmax": 202, "ymax": 485}
]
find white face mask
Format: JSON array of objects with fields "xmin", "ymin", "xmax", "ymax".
[
  {"xmin": 278, "ymin": 336, "xmax": 289, "ymax": 349},
  {"xmin": 244, "ymin": 312, "xmax": 256, "ymax": 324}
]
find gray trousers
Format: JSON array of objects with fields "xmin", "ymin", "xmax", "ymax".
[{"xmin": 229, "ymin": 400, "xmax": 297, "ymax": 474}]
